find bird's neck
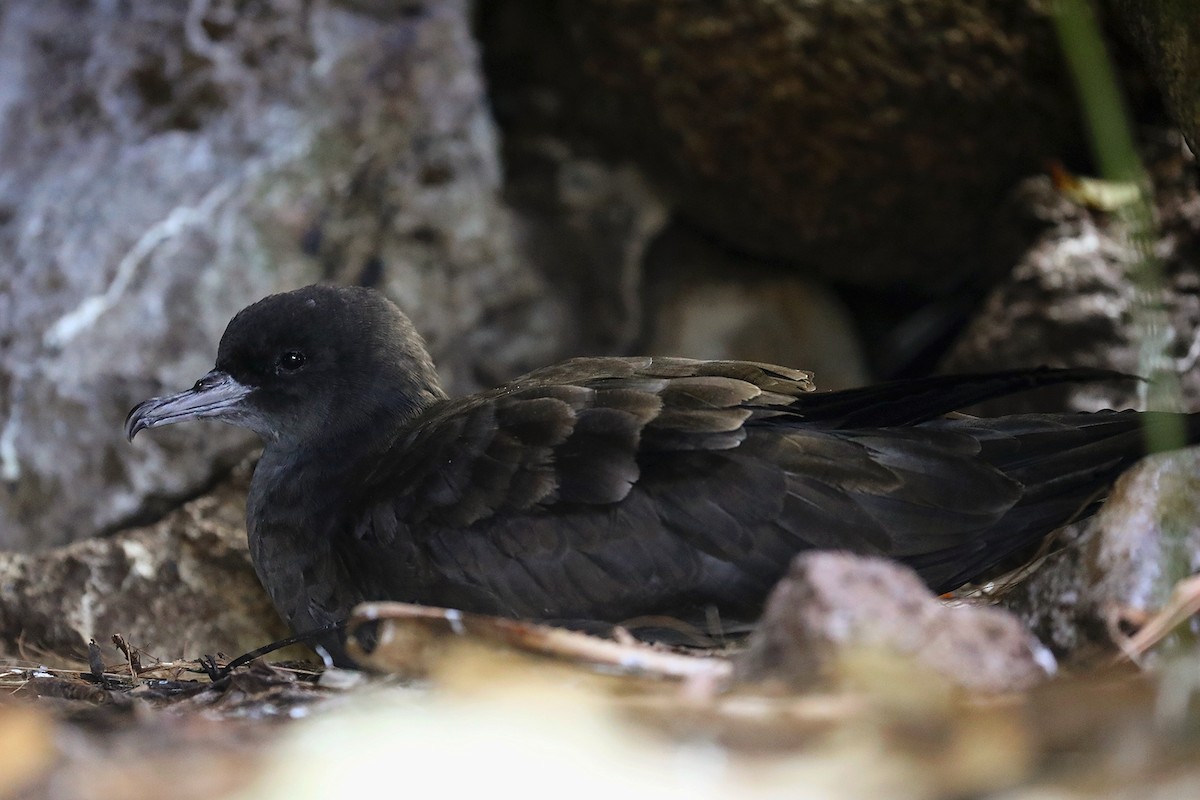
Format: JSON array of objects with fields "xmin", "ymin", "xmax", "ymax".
[{"xmin": 251, "ymin": 394, "xmax": 445, "ymax": 513}]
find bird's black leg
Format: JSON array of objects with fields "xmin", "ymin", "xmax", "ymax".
[{"xmin": 206, "ymin": 620, "xmax": 351, "ymax": 678}]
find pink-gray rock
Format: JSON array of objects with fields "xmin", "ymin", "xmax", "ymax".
[{"xmin": 736, "ymin": 552, "xmax": 1055, "ymax": 694}]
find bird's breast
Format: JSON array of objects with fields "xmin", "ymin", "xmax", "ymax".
[{"xmin": 245, "ymin": 450, "xmax": 370, "ymax": 629}]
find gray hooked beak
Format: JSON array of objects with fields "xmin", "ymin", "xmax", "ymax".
[{"xmin": 125, "ymin": 370, "xmax": 251, "ymax": 441}]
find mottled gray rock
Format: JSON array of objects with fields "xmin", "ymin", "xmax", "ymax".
[
  {"xmin": 0, "ymin": 0, "xmax": 563, "ymax": 550},
  {"xmin": 483, "ymin": 0, "xmax": 1083, "ymax": 288},
  {"xmin": 0, "ymin": 464, "xmax": 287, "ymax": 663},
  {"xmin": 1004, "ymin": 449, "xmax": 1200, "ymax": 660},
  {"xmin": 942, "ymin": 131, "xmax": 1200, "ymax": 414},
  {"xmin": 736, "ymin": 552, "xmax": 1055, "ymax": 695}
]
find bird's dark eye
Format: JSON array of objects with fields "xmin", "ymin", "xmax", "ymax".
[{"xmin": 277, "ymin": 350, "xmax": 307, "ymax": 372}]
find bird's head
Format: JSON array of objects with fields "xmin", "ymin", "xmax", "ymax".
[{"xmin": 125, "ymin": 284, "xmax": 446, "ymax": 449}]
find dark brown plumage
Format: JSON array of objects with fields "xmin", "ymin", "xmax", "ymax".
[{"xmin": 125, "ymin": 284, "xmax": 1199, "ymax": 663}]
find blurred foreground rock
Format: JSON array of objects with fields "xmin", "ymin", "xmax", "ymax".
[
  {"xmin": 0, "ymin": 465, "xmax": 286, "ymax": 664},
  {"xmin": 735, "ymin": 552, "xmax": 1055, "ymax": 694}
]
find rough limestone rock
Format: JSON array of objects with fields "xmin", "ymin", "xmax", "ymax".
[
  {"xmin": 482, "ymin": 0, "xmax": 1083, "ymax": 288},
  {"xmin": 942, "ymin": 131, "xmax": 1200, "ymax": 414},
  {"xmin": 736, "ymin": 552, "xmax": 1055, "ymax": 695},
  {"xmin": 0, "ymin": 465, "xmax": 287, "ymax": 663},
  {"xmin": 0, "ymin": 0, "xmax": 565, "ymax": 550}
]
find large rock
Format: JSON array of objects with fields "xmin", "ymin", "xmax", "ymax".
[
  {"xmin": 482, "ymin": 0, "xmax": 1084, "ymax": 288},
  {"xmin": 1109, "ymin": 1, "xmax": 1200, "ymax": 157},
  {"xmin": 0, "ymin": 0, "xmax": 565, "ymax": 550}
]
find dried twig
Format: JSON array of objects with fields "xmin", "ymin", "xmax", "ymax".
[
  {"xmin": 1113, "ymin": 574, "xmax": 1200, "ymax": 663},
  {"xmin": 111, "ymin": 634, "xmax": 142, "ymax": 684},
  {"xmin": 85, "ymin": 640, "xmax": 105, "ymax": 683},
  {"xmin": 347, "ymin": 601, "xmax": 733, "ymax": 682}
]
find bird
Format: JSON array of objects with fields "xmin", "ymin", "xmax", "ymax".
[{"xmin": 125, "ymin": 283, "xmax": 1199, "ymax": 664}]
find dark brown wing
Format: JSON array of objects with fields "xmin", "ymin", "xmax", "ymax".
[{"xmin": 332, "ymin": 360, "xmax": 1156, "ymax": 625}]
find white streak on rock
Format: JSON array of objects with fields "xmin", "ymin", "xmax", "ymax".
[
  {"xmin": 0, "ymin": 390, "xmax": 21, "ymax": 482},
  {"xmin": 43, "ymin": 178, "xmax": 239, "ymax": 349}
]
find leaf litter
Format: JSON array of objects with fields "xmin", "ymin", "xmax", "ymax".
[{"xmin": 0, "ymin": 586, "xmax": 1194, "ymax": 800}]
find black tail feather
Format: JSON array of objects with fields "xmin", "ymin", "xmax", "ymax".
[
  {"xmin": 791, "ymin": 367, "xmax": 1141, "ymax": 428},
  {"xmin": 909, "ymin": 407, "xmax": 1200, "ymax": 592}
]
